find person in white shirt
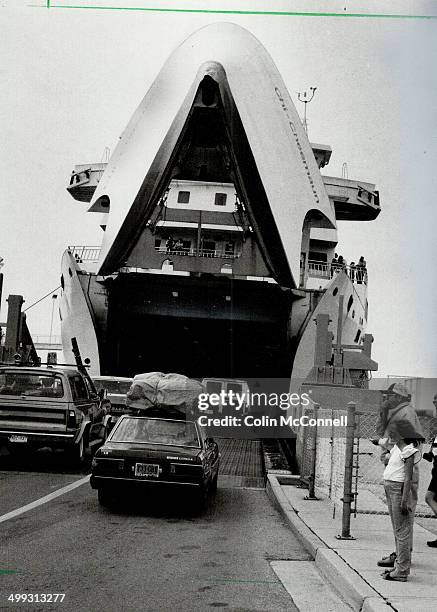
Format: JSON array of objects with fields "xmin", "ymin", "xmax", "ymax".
[
  {"xmin": 381, "ymin": 435, "xmax": 422, "ymax": 581},
  {"xmin": 373, "ymin": 383, "xmax": 425, "ymax": 572}
]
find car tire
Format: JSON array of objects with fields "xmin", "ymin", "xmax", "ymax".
[
  {"xmin": 210, "ymin": 472, "xmax": 218, "ymax": 494},
  {"xmin": 91, "ymin": 424, "xmax": 109, "ymax": 457},
  {"xmin": 7, "ymin": 444, "xmax": 29, "ymax": 458},
  {"xmin": 194, "ymin": 484, "xmax": 208, "ymax": 511},
  {"xmin": 68, "ymin": 435, "xmax": 86, "ymax": 466},
  {"xmin": 98, "ymin": 487, "xmax": 112, "ymax": 507}
]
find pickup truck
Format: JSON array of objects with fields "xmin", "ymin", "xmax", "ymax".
[{"xmin": 0, "ymin": 365, "xmax": 111, "ymax": 463}]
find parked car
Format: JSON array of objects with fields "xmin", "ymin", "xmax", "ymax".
[
  {"xmin": 90, "ymin": 412, "xmax": 220, "ymax": 507},
  {"xmin": 92, "ymin": 376, "xmax": 133, "ymax": 426},
  {"xmin": 0, "ymin": 366, "xmax": 111, "ymax": 463}
]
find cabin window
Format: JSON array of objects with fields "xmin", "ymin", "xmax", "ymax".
[
  {"xmin": 60, "ymin": 274, "xmax": 65, "ymax": 290},
  {"xmin": 177, "ymin": 191, "xmax": 190, "ymax": 204},
  {"xmin": 333, "ymin": 287, "xmax": 338, "ymax": 296},
  {"xmin": 347, "ymin": 296, "xmax": 353, "ymax": 313},
  {"xmin": 154, "ymin": 238, "xmax": 162, "ymax": 249},
  {"xmin": 354, "ymin": 330, "xmax": 361, "ymax": 343},
  {"xmin": 214, "ymin": 193, "xmax": 227, "ymax": 206}
]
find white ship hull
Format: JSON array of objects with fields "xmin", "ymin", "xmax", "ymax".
[{"xmin": 60, "ymin": 23, "xmax": 378, "ymax": 382}]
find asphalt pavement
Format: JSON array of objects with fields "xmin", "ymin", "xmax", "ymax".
[{"xmin": 0, "ymin": 453, "xmax": 310, "ymax": 612}]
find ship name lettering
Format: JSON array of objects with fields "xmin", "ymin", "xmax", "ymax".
[{"xmin": 274, "ymin": 87, "xmax": 320, "ymax": 204}]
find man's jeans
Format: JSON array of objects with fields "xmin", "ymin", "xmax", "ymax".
[{"xmin": 384, "ymin": 479, "xmax": 418, "ymax": 577}]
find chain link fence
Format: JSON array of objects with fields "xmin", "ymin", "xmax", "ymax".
[
  {"xmin": 292, "ymin": 398, "xmax": 437, "ymax": 518},
  {"xmin": 314, "ymin": 408, "xmax": 348, "ymax": 505},
  {"xmin": 292, "ymin": 401, "xmax": 351, "ymax": 509}
]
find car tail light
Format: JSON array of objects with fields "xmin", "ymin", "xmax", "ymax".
[{"xmin": 67, "ymin": 410, "xmax": 76, "ymax": 428}]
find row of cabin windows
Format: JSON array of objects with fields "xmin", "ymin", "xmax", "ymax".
[{"xmin": 177, "ymin": 191, "xmax": 228, "ymax": 206}]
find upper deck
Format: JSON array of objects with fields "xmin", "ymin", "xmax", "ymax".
[{"xmin": 67, "ymin": 160, "xmax": 380, "ymax": 223}]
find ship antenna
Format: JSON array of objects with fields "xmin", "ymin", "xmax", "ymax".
[
  {"xmin": 101, "ymin": 146, "xmax": 110, "ymax": 163},
  {"xmin": 342, "ymin": 162, "xmax": 348, "ymax": 179},
  {"xmin": 341, "ymin": 163, "xmax": 349, "ymax": 198},
  {"xmin": 97, "ymin": 146, "xmax": 111, "ymax": 181},
  {"xmin": 297, "ymin": 87, "xmax": 317, "ymax": 136}
]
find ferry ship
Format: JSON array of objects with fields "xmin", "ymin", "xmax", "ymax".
[{"xmin": 60, "ymin": 23, "xmax": 380, "ymax": 382}]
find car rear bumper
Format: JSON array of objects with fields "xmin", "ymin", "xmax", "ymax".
[
  {"xmin": 0, "ymin": 430, "xmax": 76, "ymax": 447},
  {"xmin": 90, "ymin": 474, "xmax": 202, "ymax": 489}
]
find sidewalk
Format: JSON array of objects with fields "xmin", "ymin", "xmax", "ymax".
[{"xmin": 267, "ymin": 474, "xmax": 437, "ymax": 612}]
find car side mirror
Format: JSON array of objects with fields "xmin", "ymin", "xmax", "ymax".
[
  {"xmin": 97, "ymin": 388, "xmax": 107, "ymax": 400},
  {"xmin": 206, "ymin": 437, "xmax": 214, "ymax": 447}
]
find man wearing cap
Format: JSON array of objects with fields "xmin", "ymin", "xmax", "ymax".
[
  {"xmin": 423, "ymin": 393, "xmax": 437, "ymax": 547},
  {"xmin": 372, "ymin": 383, "xmax": 424, "ymax": 580}
]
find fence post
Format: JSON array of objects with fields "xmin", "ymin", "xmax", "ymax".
[
  {"xmin": 305, "ymin": 403, "xmax": 320, "ymax": 500},
  {"xmin": 337, "ymin": 401, "xmax": 356, "ymax": 539}
]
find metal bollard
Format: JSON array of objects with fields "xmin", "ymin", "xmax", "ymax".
[
  {"xmin": 305, "ymin": 403, "xmax": 320, "ymax": 500},
  {"xmin": 337, "ymin": 401, "xmax": 356, "ymax": 539}
]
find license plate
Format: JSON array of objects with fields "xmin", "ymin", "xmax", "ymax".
[
  {"xmin": 134, "ymin": 463, "xmax": 160, "ymax": 478},
  {"xmin": 9, "ymin": 435, "xmax": 28, "ymax": 443}
]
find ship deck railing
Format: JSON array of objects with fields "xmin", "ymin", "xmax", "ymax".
[
  {"xmin": 154, "ymin": 246, "xmax": 239, "ymax": 259},
  {"xmin": 67, "ymin": 245, "xmax": 240, "ymax": 264},
  {"xmin": 68, "ymin": 246, "xmax": 101, "ymax": 262},
  {"xmin": 305, "ymin": 260, "xmax": 367, "ymax": 284}
]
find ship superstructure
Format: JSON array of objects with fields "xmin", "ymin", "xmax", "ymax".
[{"xmin": 60, "ymin": 23, "xmax": 380, "ymax": 381}]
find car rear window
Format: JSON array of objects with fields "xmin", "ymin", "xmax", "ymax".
[
  {"xmin": 93, "ymin": 380, "xmax": 132, "ymax": 394},
  {"xmin": 205, "ymin": 381, "xmax": 223, "ymax": 394},
  {"xmin": 111, "ymin": 417, "xmax": 200, "ymax": 448},
  {"xmin": 70, "ymin": 375, "xmax": 89, "ymax": 401},
  {"xmin": 118, "ymin": 382, "xmax": 132, "ymax": 394},
  {"xmin": 227, "ymin": 382, "xmax": 243, "ymax": 394},
  {"xmin": 0, "ymin": 372, "xmax": 64, "ymax": 398}
]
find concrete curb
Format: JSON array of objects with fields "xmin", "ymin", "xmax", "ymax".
[
  {"xmin": 315, "ymin": 549, "xmax": 390, "ymax": 612},
  {"xmin": 266, "ymin": 473, "xmax": 326, "ymax": 559},
  {"xmin": 267, "ymin": 474, "xmax": 391, "ymax": 611},
  {"xmin": 361, "ymin": 598, "xmax": 394, "ymax": 612}
]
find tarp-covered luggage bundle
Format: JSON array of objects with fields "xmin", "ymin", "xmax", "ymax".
[{"xmin": 126, "ymin": 372, "xmax": 202, "ymax": 417}]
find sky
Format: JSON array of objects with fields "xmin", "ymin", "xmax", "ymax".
[{"xmin": 1, "ymin": 1, "xmax": 436, "ymax": 377}]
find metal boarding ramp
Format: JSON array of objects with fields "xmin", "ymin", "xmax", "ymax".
[{"xmin": 217, "ymin": 439, "xmax": 265, "ymax": 489}]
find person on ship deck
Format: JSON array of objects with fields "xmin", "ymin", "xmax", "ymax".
[
  {"xmin": 166, "ymin": 236, "xmax": 174, "ymax": 253},
  {"xmin": 356, "ymin": 256, "xmax": 367, "ymax": 283}
]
